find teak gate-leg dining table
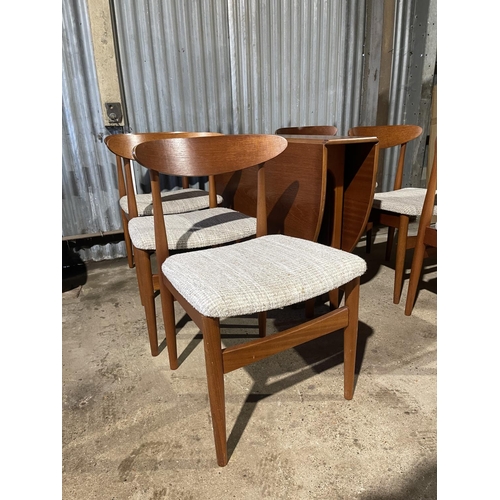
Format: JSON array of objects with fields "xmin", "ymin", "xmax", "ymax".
[{"xmin": 216, "ymin": 134, "xmax": 379, "ymax": 251}]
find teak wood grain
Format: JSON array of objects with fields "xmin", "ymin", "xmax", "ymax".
[
  {"xmin": 216, "ymin": 135, "xmax": 379, "ymax": 249},
  {"xmin": 215, "ymin": 139, "xmax": 328, "ymax": 242}
]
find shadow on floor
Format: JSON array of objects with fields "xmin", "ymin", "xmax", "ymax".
[
  {"xmin": 171, "ymin": 302, "xmax": 374, "ymax": 461},
  {"xmin": 360, "ymin": 460, "xmax": 437, "ymax": 499},
  {"xmin": 62, "ymin": 243, "xmax": 87, "ymax": 293}
]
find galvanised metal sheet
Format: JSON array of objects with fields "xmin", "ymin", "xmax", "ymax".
[
  {"xmin": 227, "ymin": 0, "xmax": 365, "ymax": 134},
  {"xmin": 113, "ymin": 0, "xmax": 366, "ymax": 188},
  {"xmin": 62, "ymin": 0, "xmax": 126, "ymax": 260},
  {"xmin": 381, "ymin": 0, "xmax": 436, "ymax": 192}
]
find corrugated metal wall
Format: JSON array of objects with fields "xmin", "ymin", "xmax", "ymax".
[
  {"xmin": 62, "ymin": 0, "xmax": 126, "ymax": 260},
  {"xmin": 113, "ymin": 0, "xmax": 367, "ymax": 194},
  {"xmin": 383, "ymin": 0, "xmax": 437, "ymax": 192},
  {"xmin": 62, "ymin": 0, "xmax": 435, "ymax": 262}
]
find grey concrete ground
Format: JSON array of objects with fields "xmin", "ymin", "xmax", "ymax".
[{"xmin": 62, "ymin": 227, "xmax": 437, "ymax": 499}]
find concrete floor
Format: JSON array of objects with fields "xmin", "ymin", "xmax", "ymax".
[{"xmin": 62, "ymin": 227, "xmax": 437, "ymax": 499}]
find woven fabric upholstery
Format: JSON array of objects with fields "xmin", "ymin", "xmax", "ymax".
[
  {"xmin": 373, "ymin": 188, "xmax": 438, "ymax": 216},
  {"xmin": 128, "ymin": 207, "xmax": 256, "ymax": 251},
  {"xmin": 162, "ymin": 234, "xmax": 367, "ymax": 318},
  {"xmin": 119, "ymin": 188, "xmax": 223, "ymax": 216}
]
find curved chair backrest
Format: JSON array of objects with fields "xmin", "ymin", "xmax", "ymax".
[
  {"xmin": 104, "ymin": 131, "xmax": 222, "ymax": 160},
  {"xmin": 134, "ymin": 135, "xmax": 287, "ymax": 178},
  {"xmin": 276, "ymin": 125, "xmax": 338, "ymax": 136},
  {"xmin": 104, "ymin": 131, "xmax": 223, "ymax": 217},
  {"xmin": 133, "ymin": 134, "xmax": 288, "ymax": 261},
  {"xmin": 348, "ymin": 125, "xmax": 422, "ymax": 190}
]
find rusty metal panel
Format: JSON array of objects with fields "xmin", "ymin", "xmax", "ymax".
[{"xmin": 62, "ymin": 0, "xmax": 125, "ymax": 261}]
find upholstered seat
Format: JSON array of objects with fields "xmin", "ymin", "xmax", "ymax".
[
  {"xmin": 163, "ymin": 234, "xmax": 366, "ymax": 318},
  {"xmin": 373, "ymin": 188, "xmax": 438, "ymax": 216},
  {"xmin": 119, "ymin": 188, "xmax": 223, "ymax": 216},
  {"xmin": 128, "ymin": 207, "xmax": 256, "ymax": 251}
]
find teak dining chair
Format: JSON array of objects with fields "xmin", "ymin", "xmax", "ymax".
[
  {"xmin": 405, "ymin": 143, "xmax": 437, "ymax": 316},
  {"xmin": 275, "ymin": 125, "xmax": 338, "ymax": 136},
  {"xmin": 133, "ymin": 134, "xmax": 368, "ymax": 466},
  {"xmin": 104, "ymin": 131, "xmax": 224, "ymax": 269},
  {"xmin": 348, "ymin": 124, "xmax": 429, "ymax": 304},
  {"xmin": 105, "ymin": 132, "xmax": 257, "ymax": 360}
]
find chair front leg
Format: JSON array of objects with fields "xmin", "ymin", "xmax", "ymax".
[
  {"xmin": 134, "ymin": 248, "xmax": 159, "ymax": 356},
  {"xmin": 343, "ymin": 278, "xmax": 360, "ymax": 400},
  {"xmin": 385, "ymin": 227, "xmax": 396, "ymax": 261},
  {"xmin": 393, "ymin": 215, "xmax": 409, "ymax": 304},
  {"xmin": 404, "ymin": 237, "xmax": 427, "ymax": 316},
  {"xmin": 159, "ymin": 277, "xmax": 179, "ymax": 369},
  {"xmin": 201, "ymin": 316, "xmax": 227, "ymax": 466}
]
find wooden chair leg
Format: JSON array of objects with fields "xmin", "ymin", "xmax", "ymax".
[
  {"xmin": 343, "ymin": 278, "xmax": 360, "ymax": 400},
  {"xmin": 258, "ymin": 311, "xmax": 267, "ymax": 337},
  {"xmin": 329, "ymin": 289, "xmax": 340, "ymax": 310},
  {"xmin": 134, "ymin": 248, "xmax": 159, "ymax": 356},
  {"xmin": 159, "ymin": 279, "xmax": 178, "ymax": 369},
  {"xmin": 404, "ymin": 240, "xmax": 427, "ymax": 316},
  {"xmin": 385, "ymin": 227, "xmax": 395, "ymax": 261},
  {"xmin": 121, "ymin": 212, "xmax": 134, "ymax": 268},
  {"xmin": 305, "ymin": 298, "xmax": 315, "ymax": 318},
  {"xmin": 393, "ymin": 215, "xmax": 409, "ymax": 305},
  {"xmin": 365, "ymin": 227, "xmax": 372, "ymax": 254},
  {"xmin": 201, "ymin": 316, "xmax": 227, "ymax": 467}
]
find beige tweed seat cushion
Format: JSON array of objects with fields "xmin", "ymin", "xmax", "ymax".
[
  {"xmin": 373, "ymin": 188, "xmax": 437, "ymax": 216},
  {"xmin": 162, "ymin": 234, "xmax": 367, "ymax": 318},
  {"xmin": 120, "ymin": 188, "xmax": 223, "ymax": 216},
  {"xmin": 128, "ymin": 207, "xmax": 256, "ymax": 251}
]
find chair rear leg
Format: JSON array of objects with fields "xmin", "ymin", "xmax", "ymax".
[
  {"xmin": 201, "ymin": 316, "xmax": 227, "ymax": 467},
  {"xmin": 305, "ymin": 298, "xmax": 315, "ymax": 318},
  {"xmin": 121, "ymin": 212, "xmax": 134, "ymax": 268},
  {"xmin": 258, "ymin": 311, "xmax": 267, "ymax": 337},
  {"xmin": 343, "ymin": 278, "xmax": 360, "ymax": 400},
  {"xmin": 393, "ymin": 215, "xmax": 409, "ymax": 304},
  {"xmin": 385, "ymin": 227, "xmax": 395, "ymax": 261},
  {"xmin": 365, "ymin": 227, "xmax": 373, "ymax": 254},
  {"xmin": 404, "ymin": 241, "xmax": 426, "ymax": 316},
  {"xmin": 134, "ymin": 248, "xmax": 159, "ymax": 356},
  {"xmin": 329, "ymin": 289, "xmax": 340, "ymax": 310}
]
